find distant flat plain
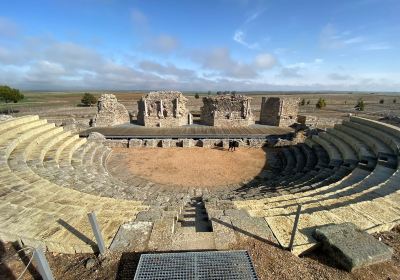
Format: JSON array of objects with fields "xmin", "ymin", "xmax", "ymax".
[{"xmin": 1, "ymin": 91, "xmax": 399, "ymax": 123}]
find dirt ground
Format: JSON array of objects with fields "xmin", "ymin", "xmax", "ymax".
[
  {"xmin": 2, "ymin": 225, "xmax": 400, "ymax": 280},
  {"xmin": 107, "ymin": 147, "xmax": 268, "ymax": 188}
]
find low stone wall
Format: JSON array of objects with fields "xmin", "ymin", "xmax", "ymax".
[
  {"xmin": 104, "ymin": 139, "xmax": 129, "ymax": 148},
  {"xmin": 298, "ymin": 115, "xmax": 342, "ymax": 128}
]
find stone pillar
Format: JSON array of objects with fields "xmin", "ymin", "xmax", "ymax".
[
  {"xmin": 144, "ymin": 99, "xmax": 148, "ymax": 116},
  {"xmin": 188, "ymin": 113, "xmax": 193, "ymax": 125}
]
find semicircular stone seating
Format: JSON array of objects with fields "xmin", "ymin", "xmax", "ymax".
[
  {"xmin": 233, "ymin": 116, "xmax": 400, "ymax": 255},
  {"xmin": 0, "ymin": 115, "xmax": 148, "ymax": 253}
]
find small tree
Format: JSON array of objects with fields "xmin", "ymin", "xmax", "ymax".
[
  {"xmin": 207, "ymin": 91, "xmax": 211, "ymax": 96},
  {"xmin": 379, "ymin": 99, "xmax": 384, "ymax": 104},
  {"xmin": 315, "ymin": 98, "xmax": 326, "ymax": 109},
  {"xmin": 300, "ymin": 99, "xmax": 305, "ymax": 106},
  {"xmin": 306, "ymin": 100, "xmax": 310, "ymax": 105},
  {"xmin": 394, "ymin": 99, "xmax": 397, "ymax": 104},
  {"xmin": 194, "ymin": 93, "xmax": 200, "ymax": 99},
  {"xmin": 0, "ymin": 85, "xmax": 24, "ymax": 103},
  {"xmin": 81, "ymin": 93, "xmax": 97, "ymax": 106},
  {"xmin": 355, "ymin": 98, "xmax": 365, "ymax": 111}
]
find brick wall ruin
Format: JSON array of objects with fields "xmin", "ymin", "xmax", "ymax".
[
  {"xmin": 260, "ymin": 97, "xmax": 299, "ymax": 127},
  {"xmin": 200, "ymin": 94, "xmax": 255, "ymax": 127},
  {"xmin": 137, "ymin": 91, "xmax": 192, "ymax": 127},
  {"xmin": 91, "ymin": 94, "xmax": 130, "ymax": 127}
]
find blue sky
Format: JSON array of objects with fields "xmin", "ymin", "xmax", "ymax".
[{"xmin": 0, "ymin": 0, "xmax": 399, "ymax": 91}]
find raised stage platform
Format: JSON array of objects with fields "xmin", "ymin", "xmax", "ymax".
[{"xmin": 80, "ymin": 123, "xmax": 294, "ymax": 139}]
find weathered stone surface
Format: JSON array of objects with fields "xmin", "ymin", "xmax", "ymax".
[
  {"xmin": 248, "ymin": 138, "xmax": 266, "ymax": 148},
  {"xmin": 298, "ymin": 115, "xmax": 342, "ymax": 128},
  {"xmin": 200, "ymin": 139, "xmax": 218, "ymax": 148},
  {"xmin": 144, "ymin": 139, "xmax": 160, "ymax": 148},
  {"xmin": 201, "ymin": 94, "xmax": 255, "ymax": 127},
  {"xmin": 109, "ymin": 221, "xmax": 153, "ymax": 252},
  {"xmin": 88, "ymin": 132, "xmax": 106, "ymax": 142},
  {"xmin": 211, "ymin": 215, "xmax": 237, "ymax": 250},
  {"xmin": 104, "ymin": 139, "xmax": 128, "ymax": 148},
  {"xmin": 260, "ymin": 97, "xmax": 299, "ymax": 127},
  {"xmin": 0, "ymin": 114, "xmax": 13, "ymax": 122},
  {"xmin": 91, "ymin": 94, "xmax": 130, "ymax": 127},
  {"xmin": 161, "ymin": 139, "xmax": 172, "ymax": 148},
  {"xmin": 180, "ymin": 138, "xmax": 194, "ymax": 148},
  {"xmin": 313, "ymin": 223, "xmax": 393, "ymax": 271},
  {"xmin": 129, "ymin": 139, "xmax": 143, "ymax": 148},
  {"xmin": 137, "ymin": 91, "xmax": 192, "ymax": 127}
]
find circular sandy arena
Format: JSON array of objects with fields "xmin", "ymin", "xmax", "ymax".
[{"xmin": 107, "ymin": 147, "xmax": 268, "ymax": 188}]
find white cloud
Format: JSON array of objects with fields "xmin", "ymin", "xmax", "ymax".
[
  {"xmin": 244, "ymin": 9, "xmax": 265, "ymax": 24},
  {"xmin": 233, "ymin": 30, "xmax": 259, "ymax": 49},
  {"xmin": 254, "ymin": 53, "xmax": 276, "ymax": 69},
  {"xmin": 138, "ymin": 60, "xmax": 196, "ymax": 80},
  {"xmin": 144, "ymin": 34, "xmax": 179, "ymax": 54},
  {"xmin": 195, "ymin": 47, "xmax": 258, "ymax": 79},
  {"xmin": 362, "ymin": 42, "xmax": 393, "ymax": 51},
  {"xmin": 320, "ymin": 24, "xmax": 365, "ymax": 49},
  {"xmin": 328, "ymin": 73, "xmax": 352, "ymax": 80},
  {"xmin": 278, "ymin": 67, "xmax": 303, "ymax": 79}
]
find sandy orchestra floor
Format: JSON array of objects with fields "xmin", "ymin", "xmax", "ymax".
[{"xmin": 108, "ymin": 147, "xmax": 268, "ymax": 188}]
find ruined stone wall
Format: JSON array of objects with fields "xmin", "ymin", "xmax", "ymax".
[
  {"xmin": 200, "ymin": 94, "xmax": 255, "ymax": 127},
  {"xmin": 260, "ymin": 97, "xmax": 299, "ymax": 127},
  {"xmin": 91, "ymin": 94, "xmax": 130, "ymax": 127},
  {"xmin": 297, "ymin": 115, "xmax": 342, "ymax": 128},
  {"xmin": 137, "ymin": 91, "xmax": 192, "ymax": 127}
]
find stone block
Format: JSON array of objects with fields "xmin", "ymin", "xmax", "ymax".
[
  {"xmin": 211, "ymin": 216, "xmax": 237, "ymax": 250},
  {"xmin": 161, "ymin": 139, "xmax": 172, "ymax": 148},
  {"xmin": 145, "ymin": 139, "xmax": 159, "ymax": 148},
  {"xmin": 181, "ymin": 138, "xmax": 194, "ymax": 147},
  {"xmin": 248, "ymin": 138, "xmax": 265, "ymax": 148},
  {"xmin": 104, "ymin": 139, "xmax": 128, "ymax": 148},
  {"xmin": 200, "ymin": 139, "xmax": 215, "ymax": 148},
  {"xmin": 313, "ymin": 223, "xmax": 393, "ymax": 271},
  {"xmin": 109, "ymin": 221, "xmax": 153, "ymax": 252},
  {"xmin": 129, "ymin": 139, "xmax": 143, "ymax": 148}
]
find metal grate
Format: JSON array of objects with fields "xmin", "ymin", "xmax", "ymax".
[{"xmin": 134, "ymin": 250, "xmax": 258, "ymax": 280}]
